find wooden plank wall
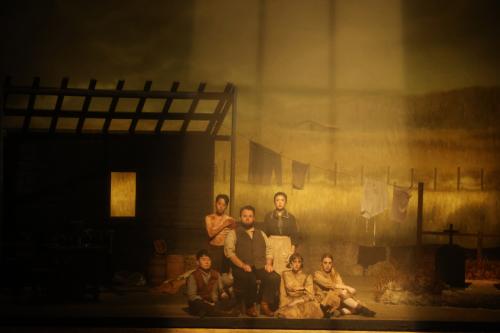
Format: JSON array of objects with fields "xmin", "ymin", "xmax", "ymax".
[{"xmin": 3, "ymin": 133, "xmax": 214, "ymax": 272}]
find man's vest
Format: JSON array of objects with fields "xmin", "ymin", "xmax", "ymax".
[
  {"xmin": 235, "ymin": 225, "xmax": 267, "ymax": 269},
  {"xmin": 192, "ymin": 268, "xmax": 219, "ymax": 302}
]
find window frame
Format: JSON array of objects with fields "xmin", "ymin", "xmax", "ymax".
[{"xmin": 108, "ymin": 170, "xmax": 138, "ymax": 222}]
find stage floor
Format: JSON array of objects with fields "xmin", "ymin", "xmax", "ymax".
[{"xmin": 1, "ymin": 276, "xmax": 499, "ymax": 332}]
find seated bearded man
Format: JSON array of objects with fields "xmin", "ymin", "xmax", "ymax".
[{"xmin": 224, "ymin": 205, "xmax": 281, "ymax": 317}]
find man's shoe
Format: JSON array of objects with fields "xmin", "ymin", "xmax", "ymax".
[
  {"xmin": 260, "ymin": 301, "xmax": 274, "ymax": 317},
  {"xmin": 245, "ymin": 304, "xmax": 258, "ymax": 317}
]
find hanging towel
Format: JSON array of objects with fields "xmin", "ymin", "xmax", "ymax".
[
  {"xmin": 292, "ymin": 160, "xmax": 309, "ymax": 190},
  {"xmin": 248, "ymin": 141, "xmax": 282, "ymax": 185},
  {"xmin": 391, "ymin": 186, "xmax": 412, "ymax": 223},
  {"xmin": 361, "ymin": 179, "xmax": 388, "ymax": 219}
]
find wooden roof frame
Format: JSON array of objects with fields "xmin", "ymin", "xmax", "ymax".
[
  {"xmin": 0, "ymin": 77, "xmax": 239, "ymax": 216},
  {"xmin": 1, "ymin": 77, "xmax": 235, "ymax": 139}
]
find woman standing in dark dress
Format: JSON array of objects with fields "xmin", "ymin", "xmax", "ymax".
[{"xmin": 263, "ymin": 192, "xmax": 299, "ymax": 275}]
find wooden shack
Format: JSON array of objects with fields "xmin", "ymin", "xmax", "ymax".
[{"xmin": 0, "ymin": 78, "xmax": 236, "ymax": 287}]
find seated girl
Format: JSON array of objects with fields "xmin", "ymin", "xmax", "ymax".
[{"xmin": 275, "ymin": 253, "xmax": 323, "ymax": 319}]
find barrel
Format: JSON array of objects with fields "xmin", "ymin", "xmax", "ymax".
[
  {"xmin": 148, "ymin": 254, "xmax": 167, "ymax": 286},
  {"xmin": 166, "ymin": 254, "xmax": 185, "ymax": 280}
]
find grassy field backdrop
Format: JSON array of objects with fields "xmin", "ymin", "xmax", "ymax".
[
  {"xmin": 213, "ymin": 125, "xmax": 500, "ymax": 251},
  {"xmin": 215, "ymin": 180, "xmax": 500, "ymax": 250}
]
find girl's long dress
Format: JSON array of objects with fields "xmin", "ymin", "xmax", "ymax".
[{"xmin": 276, "ymin": 270, "xmax": 323, "ymax": 319}]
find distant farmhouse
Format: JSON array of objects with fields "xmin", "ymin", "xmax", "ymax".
[{"xmin": 294, "ymin": 120, "xmax": 338, "ymax": 133}]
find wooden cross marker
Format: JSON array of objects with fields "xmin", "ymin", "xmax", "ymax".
[{"xmin": 443, "ymin": 223, "xmax": 459, "ymax": 245}]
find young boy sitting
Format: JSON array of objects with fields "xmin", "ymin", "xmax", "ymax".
[{"xmin": 186, "ymin": 249, "xmax": 239, "ymax": 317}]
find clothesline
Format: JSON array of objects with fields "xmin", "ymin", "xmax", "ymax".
[
  {"xmin": 219, "ymin": 123, "xmax": 411, "ymax": 188},
  {"xmin": 220, "ymin": 123, "xmax": 353, "ymax": 178},
  {"xmin": 219, "ymin": 125, "xmax": 413, "ymax": 239}
]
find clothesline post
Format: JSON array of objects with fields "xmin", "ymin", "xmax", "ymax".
[
  {"xmin": 416, "ymin": 182, "xmax": 424, "ymax": 248},
  {"xmin": 229, "ymin": 87, "xmax": 237, "ymax": 216},
  {"xmin": 477, "ymin": 214, "xmax": 485, "ymax": 261}
]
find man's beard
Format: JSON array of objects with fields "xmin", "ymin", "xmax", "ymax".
[{"xmin": 242, "ymin": 222, "xmax": 254, "ymax": 230}]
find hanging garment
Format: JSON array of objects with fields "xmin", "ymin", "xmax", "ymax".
[
  {"xmin": 360, "ymin": 179, "xmax": 388, "ymax": 219},
  {"xmin": 248, "ymin": 141, "xmax": 282, "ymax": 185},
  {"xmin": 292, "ymin": 160, "xmax": 309, "ymax": 190},
  {"xmin": 390, "ymin": 186, "xmax": 412, "ymax": 223}
]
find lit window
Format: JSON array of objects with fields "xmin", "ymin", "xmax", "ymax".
[{"xmin": 110, "ymin": 172, "xmax": 136, "ymax": 217}]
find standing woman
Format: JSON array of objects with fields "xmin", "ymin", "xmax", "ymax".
[
  {"xmin": 263, "ymin": 192, "xmax": 299, "ymax": 275},
  {"xmin": 205, "ymin": 194, "xmax": 236, "ymax": 275}
]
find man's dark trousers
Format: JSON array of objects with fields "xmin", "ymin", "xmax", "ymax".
[{"xmin": 232, "ymin": 266, "xmax": 280, "ymax": 310}]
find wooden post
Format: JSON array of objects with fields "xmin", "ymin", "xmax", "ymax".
[
  {"xmin": 417, "ymin": 182, "xmax": 424, "ymax": 247},
  {"xmin": 76, "ymin": 79, "xmax": 97, "ymax": 134},
  {"xmin": 372, "ymin": 216, "xmax": 376, "ymax": 246},
  {"xmin": 255, "ymin": 0, "xmax": 266, "ymax": 140},
  {"xmin": 0, "ymin": 77, "xmax": 8, "ymax": 259},
  {"xmin": 445, "ymin": 224, "xmax": 458, "ymax": 245},
  {"xmin": 223, "ymin": 160, "xmax": 226, "ymax": 182},
  {"xmin": 457, "ymin": 166, "xmax": 461, "ymax": 191},
  {"xmin": 410, "ymin": 168, "xmax": 414, "ymax": 189},
  {"xmin": 181, "ymin": 82, "xmax": 206, "ymax": 133},
  {"xmin": 477, "ymin": 215, "xmax": 485, "ymax": 261},
  {"xmin": 386, "ymin": 166, "xmax": 390, "ymax": 185},
  {"xmin": 480, "ymin": 168, "xmax": 484, "ymax": 191},
  {"xmin": 433, "ymin": 167, "xmax": 437, "ymax": 191},
  {"xmin": 22, "ymin": 77, "xmax": 40, "ymax": 132},
  {"xmin": 102, "ymin": 80, "xmax": 125, "ymax": 134},
  {"xmin": 155, "ymin": 81, "xmax": 179, "ymax": 134},
  {"xmin": 229, "ymin": 86, "xmax": 237, "ymax": 217},
  {"xmin": 360, "ymin": 165, "xmax": 364, "ymax": 186},
  {"xmin": 49, "ymin": 77, "xmax": 69, "ymax": 133},
  {"xmin": 129, "ymin": 80, "xmax": 152, "ymax": 134}
]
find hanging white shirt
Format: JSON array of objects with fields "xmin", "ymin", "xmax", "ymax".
[{"xmin": 361, "ymin": 179, "xmax": 388, "ymax": 219}]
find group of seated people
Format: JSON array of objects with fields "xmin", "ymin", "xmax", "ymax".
[{"xmin": 186, "ymin": 192, "xmax": 376, "ymax": 318}]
